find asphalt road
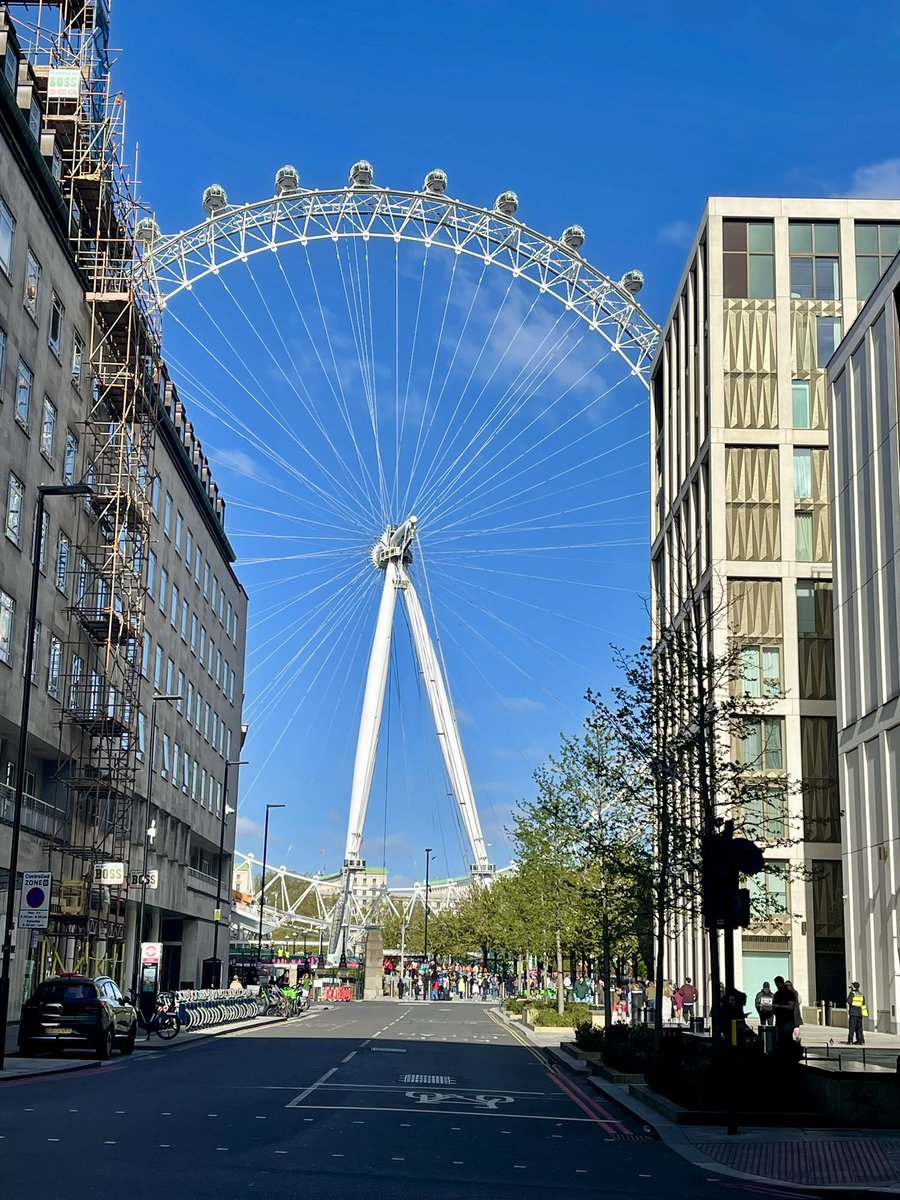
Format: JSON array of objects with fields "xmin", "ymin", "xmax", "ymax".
[{"xmin": 0, "ymin": 1001, "xmax": 819, "ymax": 1199}]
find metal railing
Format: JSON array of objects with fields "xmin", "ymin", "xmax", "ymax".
[
  {"xmin": 0, "ymin": 782, "xmax": 67, "ymax": 837},
  {"xmin": 186, "ymin": 866, "xmax": 219, "ymax": 893}
]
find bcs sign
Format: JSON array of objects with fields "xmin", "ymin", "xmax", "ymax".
[{"xmin": 140, "ymin": 942, "xmax": 163, "ymax": 967}]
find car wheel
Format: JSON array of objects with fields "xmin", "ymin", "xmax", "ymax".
[
  {"xmin": 96, "ymin": 1027, "xmax": 114, "ymax": 1060},
  {"xmin": 120, "ymin": 1024, "xmax": 137, "ymax": 1055}
]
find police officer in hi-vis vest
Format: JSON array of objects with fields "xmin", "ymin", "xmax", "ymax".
[{"xmin": 847, "ymin": 981, "xmax": 868, "ymax": 1045}]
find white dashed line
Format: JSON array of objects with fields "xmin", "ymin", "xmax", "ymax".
[
  {"xmin": 48, "ymin": 1138, "xmax": 60, "ymax": 1142},
  {"xmin": 341, "ymin": 1051, "xmax": 356, "ymax": 1063}
]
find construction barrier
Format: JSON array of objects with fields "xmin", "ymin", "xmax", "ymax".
[{"xmin": 322, "ymin": 985, "xmax": 353, "ymax": 1002}]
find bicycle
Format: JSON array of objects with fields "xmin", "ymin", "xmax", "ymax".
[{"xmin": 137, "ymin": 991, "xmax": 182, "ymax": 1040}]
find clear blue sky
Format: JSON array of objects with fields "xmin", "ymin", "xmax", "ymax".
[{"xmin": 111, "ymin": 1, "xmax": 900, "ymax": 884}]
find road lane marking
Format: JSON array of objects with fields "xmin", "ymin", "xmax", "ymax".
[
  {"xmin": 286, "ymin": 1066, "xmax": 338, "ymax": 1107},
  {"xmin": 341, "ymin": 1051, "xmax": 357, "ymax": 1063},
  {"xmin": 293, "ymin": 1104, "xmax": 591, "ymax": 1121}
]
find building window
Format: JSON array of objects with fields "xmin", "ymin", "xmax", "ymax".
[
  {"xmin": 793, "ymin": 448, "xmax": 812, "ymax": 499},
  {"xmin": 186, "ymin": 680, "xmax": 194, "ymax": 718},
  {"xmin": 6, "ymin": 473, "xmax": 25, "ymax": 545},
  {"xmin": 740, "ymin": 717, "xmax": 784, "ymax": 770},
  {"xmin": 159, "ymin": 567, "xmax": 168, "ymax": 613},
  {"xmin": 190, "ymin": 613, "xmax": 197, "ymax": 653},
  {"xmin": 747, "ymin": 865, "xmax": 788, "ymax": 920},
  {"xmin": 789, "ymin": 222, "xmax": 840, "ymax": 300},
  {"xmin": 163, "ymin": 493, "xmax": 172, "ymax": 536},
  {"xmin": 195, "ymin": 691, "xmax": 202, "ymax": 730},
  {"xmin": 795, "ymin": 511, "xmax": 813, "ymax": 561},
  {"xmin": 797, "ymin": 582, "xmax": 816, "ymax": 633},
  {"xmin": 161, "ymin": 733, "xmax": 170, "ymax": 779},
  {"xmin": 0, "ymin": 197, "xmax": 14, "ymax": 276},
  {"xmin": 51, "ymin": 143, "xmax": 62, "ymax": 183},
  {"xmin": 23, "ymin": 247, "xmax": 41, "ymax": 318},
  {"xmin": 792, "ymin": 380, "xmax": 810, "ymax": 429},
  {"xmin": 75, "ymin": 554, "xmax": 89, "ymax": 601},
  {"xmin": 0, "ymin": 590, "xmax": 14, "ymax": 665},
  {"xmin": 194, "ymin": 545, "xmax": 202, "ymax": 583},
  {"xmin": 176, "ymin": 671, "xmax": 184, "ymax": 714},
  {"xmin": 203, "ymin": 562, "xmax": 210, "ymax": 598},
  {"xmin": 211, "ymin": 575, "xmax": 218, "ymax": 610},
  {"xmin": 55, "ymin": 531, "xmax": 70, "ymax": 593},
  {"xmin": 48, "ymin": 292, "xmax": 64, "ymax": 357},
  {"xmin": 170, "ymin": 583, "xmax": 179, "ymax": 628},
  {"xmin": 15, "ymin": 359, "xmax": 33, "ymax": 431},
  {"xmin": 185, "ymin": 527, "xmax": 193, "ymax": 567},
  {"xmin": 855, "ymin": 222, "xmax": 900, "ymax": 300},
  {"xmin": 137, "ymin": 712, "xmax": 147, "ymax": 761},
  {"xmin": 34, "ymin": 508, "xmax": 49, "ymax": 573},
  {"xmin": 0, "ymin": 328, "xmax": 5, "ymax": 391},
  {"xmin": 191, "ymin": 760, "xmax": 199, "ymax": 802},
  {"xmin": 181, "ymin": 599, "xmax": 189, "ymax": 641},
  {"xmin": 182, "ymin": 750, "xmax": 190, "ymax": 794},
  {"xmin": 23, "ymin": 620, "xmax": 40, "ymax": 682},
  {"xmin": 71, "ymin": 331, "xmax": 84, "ymax": 387},
  {"xmin": 68, "ymin": 654, "xmax": 83, "ymax": 709},
  {"xmin": 47, "ymin": 635, "xmax": 61, "ymax": 698},
  {"xmin": 40, "ymin": 396, "xmax": 56, "ymax": 461},
  {"xmin": 172, "ymin": 742, "xmax": 180, "ymax": 788},
  {"xmin": 166, "ymin": 656, "xmax": 175, "ymax": 695},
  {"xmin": 739, "ymin": 645, "xmax": 782, "ymax": 697},
  {"xmin": 723, "ymin": 219, "xmax": 775, "ymax": 299},
  {"xmin": 141, "ymin": 631, "xmax": 151, "ymax": 679},
  {"xmin": 175, "ymin": 511, "xmax": 183, "ymax": 554},
  {"xmin": 204, "ymin": 701, "xmax": 210, "ymax": 740},
  {"xmin": 816, "ymin": 316, "xmax": 842, "ymax": 368},
  {"xmin": 64, "ymin": 430, "xmax": 78, "ymax": 484},
  {"xmin": 27, "ymin": 94, "xmax": 40, "ymax": 140},
  {"xmin": 199, "ymin": 624, "xmax": 207, "ymax": 660},
  {"xmin": 151, "ymin": 475, "xmax": 160, "ymax": 515},
  {"xmin": 154, "ymin": 645, "xmax": 163, "ymax": 690},
  {"xmin": 147, "ymin": 549, "xmax": 156, "ymax": 596}
]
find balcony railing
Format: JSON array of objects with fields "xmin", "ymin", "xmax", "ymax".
[
  {"xmin": 186, "ymin": 866, "xmax": 219, "ymax": 895},
  {"xmin": 0, "ymin": 782, "xmax": 67, "ymax": 837}
]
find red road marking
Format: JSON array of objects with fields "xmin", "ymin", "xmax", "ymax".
[
  {"xmin": 546, "ymin": 1065, "xmax": 630, "ymax": 1135},
  {"xmin": 0, "ymin": 1064, "xmax": 124, "ymax": 1088}
]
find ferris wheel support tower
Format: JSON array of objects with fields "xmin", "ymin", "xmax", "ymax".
[{"xmin": 331, "ymin": 516, "xmax": 492, "ymax": 956}]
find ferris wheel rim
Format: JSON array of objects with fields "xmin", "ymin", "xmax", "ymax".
[{"xmin": 140, "ymin": 183, "xmax": 660, "ymax": 381}]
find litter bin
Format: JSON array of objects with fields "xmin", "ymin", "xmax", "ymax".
[
  {"xmin": 760, "ymin": 1024, "xmax": 776, "ymax": 1055},
  {"xmin": 690, "ymin": 1016, "xmax": 707, "ymax": 1034}
]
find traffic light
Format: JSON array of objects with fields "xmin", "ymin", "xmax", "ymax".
[{"xmin": 701, "ymin": 821, "xmax": 765, "ymax": 930}]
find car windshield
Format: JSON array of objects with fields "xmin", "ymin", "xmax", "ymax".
[{"xmin": 33, "ymin": 981, "xmax": 97, "ymax": 1004}]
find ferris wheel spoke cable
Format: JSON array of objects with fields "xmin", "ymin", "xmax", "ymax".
[
  {"xmin": 240, "ymin": 577, "xmax": 376, "ymax": 806},
  {"xmin": 412, "ymin": 288, "xmax": 588, "ymax": 519},
  {"xmin": 400, "ymin": 249, "xmax": 462, "ymax": 518},
  {"xmin": 244, "ymin": 559, "xmax": 369, "ymax": 659},
  {"xmin": 418, "ymin": 330, "xmax": 610, "ymax": 528},
  {"xmin": 277, "ymin": 250, "xmax": 384, "ymax": 516},
  {"xmin": 218, "ymin": 267, "xmax": 380, "ymax": 526},
  {"xmin": 245, "ymin": 566, "xmax": 374, "ymax": 721},
  {"xmin": 165, "ymin": 330, "xmax": 370, "ymax": 537},
  {"xmin": 401, "ymin": 257, "xmax": 486, "ymax": 515},
  {"xmin": 332, "ymin": 238, "xmax": 389, "ymax": 522},
  {"xmin": 241, "ymin": 258, "xmax": 382, "ymax": 522},
  {"xmin": 396, "ymin": 241, "xmax": 430, "ymax": 512},
  {"xmin": 426, "ymin": 392, "xmax": 642, "ymax": 533},
  {"xmin": 430, "ymin": 454, "xmax": 647, "ymax": 535}
]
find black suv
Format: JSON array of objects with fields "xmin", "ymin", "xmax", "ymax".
[{"xmin": 18, "ymin": 974, "xmax": 138, "ymax": 1059}]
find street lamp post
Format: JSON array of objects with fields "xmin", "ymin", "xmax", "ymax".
[
  {"xmin": 129, "ymin": 692, "xmax": 181, "ymax": 1001},
  {"xmin": 0, "ymin": 483, "xmax": 91, "ymax": 1072},
  {"xmin": 257, "ymin": 804, "xmax": 285, "ymax": 962},
  {"xmin": 211, "ymin": 758, "xmax": 247, "ymax": 988},
  {"xmin": 423, "ymin": 848, "xmax": 433, "ymax": 968}
]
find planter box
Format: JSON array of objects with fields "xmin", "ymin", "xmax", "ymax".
[{"xmin": 523, "ymin": 1019, "xmax": 578, "ymax": 1034}]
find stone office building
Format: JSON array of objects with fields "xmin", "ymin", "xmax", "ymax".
[
  {"xmin": 0, "ymin": 6, "xmax": 247, "ymax": 1016},
  {"xmin": 651, "ymin": 197, "xmax": 900, "ymax": 1013}
]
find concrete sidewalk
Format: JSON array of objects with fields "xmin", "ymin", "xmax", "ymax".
[{"xmin": 496, "ymin": 1008, "xmax": 900, "ymax": 1195}]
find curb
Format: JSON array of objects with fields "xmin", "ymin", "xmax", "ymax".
[{"xmin": 0, "ymin": 1059, "xmax": 102, "ymax": 1084}]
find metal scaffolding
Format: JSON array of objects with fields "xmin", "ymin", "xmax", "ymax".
[{"xmin": 8, "ymin": 1, "xmax": 159, "ymax": 980}]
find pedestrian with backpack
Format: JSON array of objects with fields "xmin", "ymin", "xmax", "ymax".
[{"xmin": 755, "ymin": 981, "xmax": 775, "ymax": 1026}]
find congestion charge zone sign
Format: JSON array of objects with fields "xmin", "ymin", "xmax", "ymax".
[{"xmin": 18, "ymin": 872, "xmax": 52, "ymax": 929}]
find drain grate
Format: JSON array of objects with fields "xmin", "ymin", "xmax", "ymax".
[
  {"xmin": 370, "ymin": 1046, "xmax": 406, "ymax": 1052},
  {"xmin": 400, "ymin": 1074, "xmax": 455, "ymax": 1085}
]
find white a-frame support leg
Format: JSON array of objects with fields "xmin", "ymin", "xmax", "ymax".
[{"xmin": 333, "ymin": 531, "xmax": 492, "ymax": 956}]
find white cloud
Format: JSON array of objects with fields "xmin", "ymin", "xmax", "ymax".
[
  {"xmin": 845, "ymin": 158, "xmax": 900, "ymax": 199},
  {"xmin": 454, "ymin": 707, "xmax": 473, "ymax": 726},
  {"xmin": 236, "ymin": 815, "xmax": 262, "ymax": 840},
  {"xmin": 212, "ymin": 446, "xmax": 272, "ymax": 482},
  {"xmin": 500, "ymin": 696, "xmax": 544, "ymax": 713},
  {"xmin": 657, "ymin": 219, "xmax": 695, "ymax": 246}
]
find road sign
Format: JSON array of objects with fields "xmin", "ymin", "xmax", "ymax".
[
  {"xmin": 18, "ymin": 872, "xmax": 52, "ymax": 929},
  {"xmin": 94, "ymin": 861, "xmax": 125, "ymax": 886},
  {"xmin": 141, "ymin": 942, "xmax": 162, "ymax": 966},
  {"xmin": 128, "ymin": 870, "xmax": 158, "ymax": 889}
]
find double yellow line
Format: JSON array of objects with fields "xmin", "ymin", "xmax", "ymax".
[{"xmin": 487, "ymin": 1009, "xmax": 546, "ymax": 1065}]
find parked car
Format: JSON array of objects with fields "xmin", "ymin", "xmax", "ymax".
[{"xmin": 18, "ymin": 974, "xmax": 138, "ymax": 1059}]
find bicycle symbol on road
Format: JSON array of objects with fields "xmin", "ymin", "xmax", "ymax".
[{"xmin": 405, "ymin": 1091, "xmax": 514, "ymax": 1110}]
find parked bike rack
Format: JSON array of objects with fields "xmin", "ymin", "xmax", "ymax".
[{"xmin": 175, "ymin": 988, "xmax": 261, "ymax": 1029}]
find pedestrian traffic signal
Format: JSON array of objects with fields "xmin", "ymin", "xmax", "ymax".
[{"xmin": 702, "ymin": 821, "xmax": 764, "ymax": 930}]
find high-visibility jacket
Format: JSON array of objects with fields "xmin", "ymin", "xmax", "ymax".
[{"xmin": 848, "ymin": 989, "xmax": 866, "ymax": 1009}]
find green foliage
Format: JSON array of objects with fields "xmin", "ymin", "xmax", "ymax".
[
  {"xmin": 502, "ymin": 996, "xmax": 528, "ymax": 1015},
  {"xmin": 574, "ymin": 1021, "xmax": 605, "ymax": 1052},
  {"xmin": 602, "ymin": 1024, "xmax": 658, "ymax": 1073},
  {"xmin": 526, "ymin": 1000, "xmax": 586, "ymax": 1028}
]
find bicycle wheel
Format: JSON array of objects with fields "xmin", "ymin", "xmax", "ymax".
[{"xmin": 156, "ymin": 1013, "xmax": 181, "ymax": 1040}]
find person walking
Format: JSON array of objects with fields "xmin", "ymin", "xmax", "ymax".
[
  {"xmin": 772, "ymin": 975, "xmax": 796, "ymax": 1046},
  {"xmin": 672, "ymin": 983, "xmax": 684, "ymax": 1024},
  {"xmin": 646, "ymin": 979, "xmax": 657, "ymax": 1025},
  {"xmin": 847, "ymin": 981, "xmax": 868, "ymax": 1045},
  {"xmin": 754, "ymin": 981, "xmax": 775, "ymax": 1026},
  {"xmin": 681, "ymin": 977, "xmax": 698, "ymax": 1026}
]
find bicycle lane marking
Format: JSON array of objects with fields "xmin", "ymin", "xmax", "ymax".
[{"xmin": 546, "ymin": 1064, "xmax": 632, "ymax": 1136}]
